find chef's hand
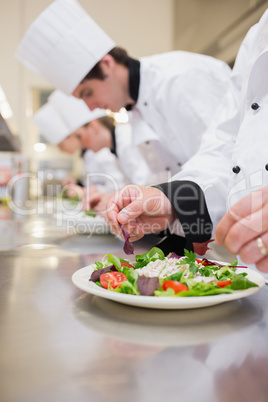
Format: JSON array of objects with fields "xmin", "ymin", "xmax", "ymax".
[
  {"xmin": 215, "ymin": 188, "xmax": 268, "ymax": 272},
  {"xmin": 62, "ymin": 177, "xmax": 75, "ymax": 187},
  {"xmin": 90, "ymin": 192, "xmax": 114, "ymax": 218},
  {"xmin": 106, "ymin": 185, "xmax": 177, "ymax": 241},
  {"xmin": 64, "ymin": 183, "xmax": 84, "ymax": 199},
  {"xmin": 82, "ymin": 186, "xmax": 104, "ymax": 210}
]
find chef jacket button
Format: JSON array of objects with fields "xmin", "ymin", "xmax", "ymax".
[
  {"xmin": 177, "ymin": 162, "xmax": 182, "ymax": 167},
  {"xmin": 146, "ymin": 141, "xmax": 150, "ymax": 145},
  {"xmin": 251, "ymin": 102, "xmax": 260, "ymax": 110},
  {"xmin": 144, "ymin": 102, "xmax": 148, "ymax": 106},
  {"xmin": 232, "ymin": 166, "xmax": 241, "ymax": 174},
  {"xmin": 166, "ymin": 167, "xmax": 170, "ymax": 171},
  {"xmin": 265, "ymin": 164, "xmax": 268, "ymax": 171}
]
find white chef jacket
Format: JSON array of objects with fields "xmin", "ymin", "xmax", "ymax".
[
  {"xmin": 82, "ymin": 123, "xmax": 156, "ymax": 192},
  {"xmin": 114, "ymin": 122, "xmax": 154, "ymax": 185},
  {"xmin": 128, "ymin": 114, "xmax": 183, "ymax": 184},
  {"xmin": 129, "ymin": 51, "xmax": 233, "ymax": 173},
  {"xmin": 115, "ymin": 122, "xmax": 178, "ymax": 185},
  {"xmin": 167, "ymin": 9, "xmax": 268, "ymax": 275},
  {"xmin": 83, "ymin": 148, "xmax": 128, "ymax": 193}
]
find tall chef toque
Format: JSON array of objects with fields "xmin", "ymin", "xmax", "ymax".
[
  {"xmin": 33, "ymin": 90, "xmax": 107, "ymax": 144},
  {"xmin": 33, "ymin": 103, "xmax": 70, "ymax": 145},
  {"xmin": 15, "ymin": 0, "xmax": 115, "ymax": 95},
  {"xmin": 48, "ymin": 90, "xmax": 107, "ymax": 133}
]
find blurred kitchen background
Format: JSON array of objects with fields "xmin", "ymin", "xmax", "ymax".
[{"xmin": 0, "ymin": 0, "xmax": 268, "ymax": 203}]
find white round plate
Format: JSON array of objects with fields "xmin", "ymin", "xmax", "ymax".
[{"xmin": 72, "ymin": 264, "xmax": 265, "ymax": 310}]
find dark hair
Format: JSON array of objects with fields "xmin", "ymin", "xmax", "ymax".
[
  {"xmin": 81, "ymin": 46, "xmax": 129, "ymax": 81},
  {"xmin": 84, "ymin": 116, "xmax": 115, "ymax": 132},
  {"xmin": 97, "ymin": 116, "xmax": 115, "ymax": 131}
]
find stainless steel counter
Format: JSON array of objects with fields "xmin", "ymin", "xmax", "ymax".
[{"xmin": 1, "ymin": 204, "xmax": 268, "ymax": 402}]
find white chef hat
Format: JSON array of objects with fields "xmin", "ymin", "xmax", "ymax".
[
  {"xmin": 33, "ymin": 90, "xmax": 107, "ymax": 145},
  {"xmin": 33, "ymin": 103, "xmax": 70, "ymax": 145},
  {"xmin": 48, "ymin": 90, "xmax": 107, "ymax": 133},
  {"xmin": 15, "ymin": 0, "xmax": 115, "ymax": 95}
]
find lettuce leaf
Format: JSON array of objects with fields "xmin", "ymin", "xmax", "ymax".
[
  {"xmin": 104, "ymin": 254, "xmax": 122, "ymax": 271},
  {"xmin": 134, "ymin": 247, "xmax": 165, "ymax": 268},
  {"xmin": 164, "ymin": 270, "xmax": 185, "ymax": 282},
  {"xmin": 231, "ymin": 274, "xmax": 258, "ymax": 290},
  {"xmin": 84, "ymin": 210, "xmax": 96, "ymax": 217}
]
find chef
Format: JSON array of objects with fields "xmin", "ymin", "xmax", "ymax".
[
  {"xmin": 105, "ymin": 9, "xmax": 268, "ymax": 278},
  {"xmin": 34, "ymin": 90, "xmax": 153, "ymax": 194},
  {"xmin": 15, "ymin": 0, "xmax": 235, "ymax": 190},
  {"xmin": 50, "ymin": 90, "xmax": 154, "ymax": 188},
  {"xmin": 214, "ymin": 9, "xmax": 268, "ymax": 274},
  {"xmin": 33, "ymin": 92, "xmax": 127, "ymax": 197}
]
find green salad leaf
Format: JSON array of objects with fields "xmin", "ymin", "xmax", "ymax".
[
  {"xmin": 215, "ymin": 265, "xmax": 237, "ymax": 280},
  {"xmin": 163, "ymin": 270, "xmax": 185, "ymax": 282},
  {"xmin": 60, "ymin": 189, "xmax": 81, "ymax": 202},
  {"xmin": 183, "ymin": 249, "xmax": 197, "ymax": 264},
  {"xmin": 134, "ymin": 247, "xmax": 165, "ymax": 268},
  {"xmin": 104, "ymin": 254, "xmax": 122, "ymax": 270},
  {"xmin": 94, "ymin": 262, "xmax": 104, "ymax": 270},
  {"xmin": 183, "ymin": 249, "xmax": 199, "ymax": 277},
  {"xmin": 84, "ymin": 210, "xmax": 96, "ymax": 217},
  {"xmin": 231, "ymin": 274, "xmax": 258, "ymax": 290}
]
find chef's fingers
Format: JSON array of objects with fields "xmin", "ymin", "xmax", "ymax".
[
  {"xmin": 106, "ymin": 186, "xmax": 144, "ymax": 227},
  {"xmin": 105, "ymin": 199, "xmax": 121, "ymax": 235},
  {"xmin": 117, "ymin": 199, "xmax": 145, "ymax": 224},
  {"xmin": 82, "ymin": 188, "xmax": 102, "ymax": 210},
  {"xmin": 256, "ymin": 256, "xmax": 268, "ymax": 273},
  {"xmin": 106, "ymin": 186, "xmax": 142, "ymax": 220},
  {"xmin": 117, "ymin": 186, "xmax": 173, "ymax": 224},
  {"xmin": 88, "ymin": 194, "xmax": 101, "ymax": 209},
  {"xmin": 215, "ymin": 190, "xmax": 267, "ymax": 245},
  {"xmin": 127, "ymin": 227, "xmax": 145, "ymax": 242},
  {"xmin": 238, "ymin": 232, "xmax": 268, "ymax": 265},
  {"xmin": 122, "ymin": 216, "xmax": 171, "ymax": 238},
  {"xmin": 66, "ymin": 184, "xmax": 84, "ymax": 198},
  {"xmin": 217, "ymin": 206, "xmax": 268, "ymax": 255},
  {"xmin": 106, "ymin": 218, "xmax": 144, "ymax": 241},
  {"xmin": 105, "ymin": 207, "xmax": 142, "ymax": 238}
]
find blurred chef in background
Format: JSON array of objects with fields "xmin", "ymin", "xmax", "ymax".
[
  {"xmin": 15, "ymin": 0, "xmax": 237, "ymax": 249},
  {"xmin": 33, "ymin": 91, "xmax": 121, "ymax": 201},
  {"xmin": 33, "ymin": 90, "xmax": 154, "ymax": 214}
]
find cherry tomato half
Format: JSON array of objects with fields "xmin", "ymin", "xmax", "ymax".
[
  {"xmin": 162, "ymin": 280, "xmax": 189, "ymax": 293},
  {"xmin": 100, "ymin": 272, "xmax": 127, "ymax": 289},
  {"xmin": 120, "ymin": 262, "xmax": 134, "ymax": 268},
  {"xmin": 196, "ymin": 259, "xmax": 203, "ymax": 264},
  {"xmin": 216, "ymin": 280, "xmax": 232, "ymax": 288}
]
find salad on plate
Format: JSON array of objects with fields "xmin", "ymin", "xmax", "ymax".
[{"xmin": 88, "ymin": 247, "xmax": 259, "ymax": 297}]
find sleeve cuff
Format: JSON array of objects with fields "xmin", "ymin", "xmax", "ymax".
[{"xmin": 154, "ymin": 180, "xmax": 213, "ymax": 244}]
